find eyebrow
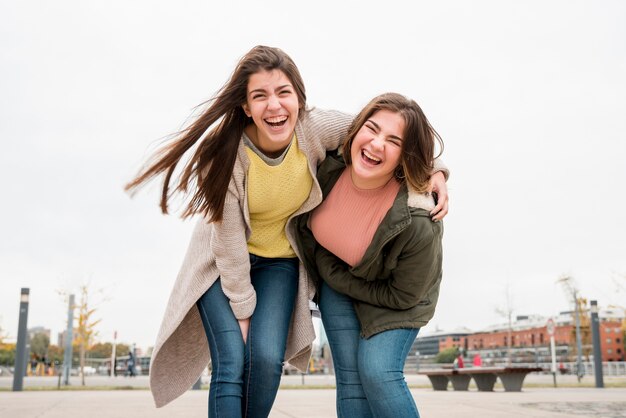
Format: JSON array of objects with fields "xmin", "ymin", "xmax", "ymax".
[
  {"xmin": 367, "ymin": 119, "xmax": 403, "ymax": 142},
  {"xmin": 248, "ymin": 84, "xmax": 293, "ymax": 96}
]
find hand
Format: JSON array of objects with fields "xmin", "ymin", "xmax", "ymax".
[
  {"xmin": 238, "ymin": 318, "xmax": 250, "ymax": 344},
  {"xmin": 429, "ymin": 171, "xmax": 449, "ymax": 222}
]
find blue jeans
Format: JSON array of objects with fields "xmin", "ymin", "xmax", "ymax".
[
  {"xmin": 196, "ymin": 254, "xmax": 298, "ymax": 418},
  {"xmin": 319, "ymin": 281, "xmax": 420, "ymax": 418}
]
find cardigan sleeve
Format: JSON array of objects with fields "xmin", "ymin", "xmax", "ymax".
[
  {"xmin": 315, "ymin": 222, "xmax": 442, "ymax": 310},
  {"xmin": 433, "ymin": 158, "xmax": 450, "ymax": 180},
  {"xmin": 210, "ymin": 175, "xmax": 256, "ymax": 319},
  {"xmin": 302, "ymin": 108, "xmax": 352, "ymax": 151}
]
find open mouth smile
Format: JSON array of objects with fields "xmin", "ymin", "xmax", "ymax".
[
  {"xmin": 264, "ymin": 116, "xmax": 288, "ymax": 128},
  {"xmin": 361, "ymin": 149, "xmax": 382, "ymax": 165}
]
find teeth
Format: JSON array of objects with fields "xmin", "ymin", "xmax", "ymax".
[
  {"xmin": 363, "ymin": 149, "xmax": 381, "ymax": 162},
  {"xmin": 265, "ymin": 116, "xmax": 287, "ymax": 124}
]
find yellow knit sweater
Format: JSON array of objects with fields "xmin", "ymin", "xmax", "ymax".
[{"xmin": 245, "ymin": 136, "xmax": 313, "ymax": 258}]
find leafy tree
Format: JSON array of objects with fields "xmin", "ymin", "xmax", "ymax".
[
  {"xmin": 89, "ymin": 342, "xmax": 130, "ymax": 359},
  {"xmin": 435, "ymin": 347, "xmax": 459, "ymax": 364},
  {"xmin": 495, "ymin": 284, "xmax": 515, "ymax": 365},
  {"xmin": 89, "ymin": 342, "xmax": 113, "ymax": 358},
  {"xmin": 75, "ymin": 285, "xmax": 102, "ymax": 385},
  {"xmin": 115, "ymin": 343, "xmax": 131, "ymax": 358},
  {"xmin": 0, "ymin": 343, "xmax": 15, "ymax": 366},
  {"xmin": 47, "ymin": 345, "xmax": 64, "ymax": 365},
  {"xmin": 0, "ymin": 321, "xmax": 7, "ymax": 344},
  {"xmin": 30, "ymin": 333, "xmax": 50, "ymax": 361}
]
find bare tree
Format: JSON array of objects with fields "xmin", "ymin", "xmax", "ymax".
[
  {"xmin": 612, "ymin": 271, "xmax": 626, "ymax": 293},
  {"xmin": 557, "ymin": 275, "xmax": 590, "ymax": 381},
  {"xmin": 609, "ymin": 272, "xmax": 626, "ymax": 359},
  {"xmin": 495, "ymin": 284, "xmax": 515, "ymax": 366}
]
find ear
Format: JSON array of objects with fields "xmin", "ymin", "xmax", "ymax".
[{"xmin": 242, "ymin": 103, "xmax": 251, "ymax": 117}]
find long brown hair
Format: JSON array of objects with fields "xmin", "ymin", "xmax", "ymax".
[
  {"xmin": 342, "ymin": 93, "xmax": 443, "ymax": 194},
  {"xmin": 125, "ymin": 46, "xmax": 307, "ymax": 222}
]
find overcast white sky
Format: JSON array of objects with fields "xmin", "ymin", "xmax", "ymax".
[{"xmin": 1, "ymin": 0, "xmax": 625, "ymax": 350}]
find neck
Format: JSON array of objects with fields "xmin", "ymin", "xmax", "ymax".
[
  {"xmin": 349, "ymin": 167, "xmax": 394, "ymax": 190},
  {"xmin": 244, "ymin": 125, "xmax": 292, "ymax": 158}
]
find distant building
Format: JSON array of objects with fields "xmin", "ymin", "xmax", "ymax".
[
  {"xmin": 28, "ymin": 326, "xmax": 50, "ymax": 341},
  {"xmin": 416, "ymin": 308, "xmax": 624, "ymax": 363},
  {"xmin": 413, "ymin": 328, "xmax": 472, "ymax": 356},
  {"xmin": 57, "ymin": 328, "xmax": 78, "ymax": 347}
]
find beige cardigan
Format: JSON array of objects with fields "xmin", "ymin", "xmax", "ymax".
[{"xmin": 149, "ymin": 108, "xmax": 352, "ymax": 407}]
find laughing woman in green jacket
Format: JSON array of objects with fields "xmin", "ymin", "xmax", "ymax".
[{"xmin": 296, "ymin": 93, "xmax": 444, "ymax": 418}]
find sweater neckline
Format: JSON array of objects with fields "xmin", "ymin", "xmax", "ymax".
[{"xmin": 344, "ymin": 168, "xmax": 400, "ymax": 195}]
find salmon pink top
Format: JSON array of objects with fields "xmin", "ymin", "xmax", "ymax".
[{"xmin": 310, "ymin": 169, "xmax": 400, "ymax": 267}]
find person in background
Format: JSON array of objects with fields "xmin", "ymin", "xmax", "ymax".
[
  {"xmin": 454, "ymin": 353, "xmax": 465, "ymax": 369},
  {"xmin": 126, "ymin": 350, "xmax": 136, "ymax": 377},
  {"xmin": 297, "ymin": 93, "xmax": 446, "ymax": 418},
  {"xmin": 473, "ymin": 353, "xmax": 483, "ymax": 367}
]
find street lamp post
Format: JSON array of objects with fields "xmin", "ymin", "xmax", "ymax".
[
  {"xmin": 573, "ymin": 291, "xmax": 584, "ymax": 381},
  {"xmin": 546, "ymin": 318, "xmax": 557, "ymax": 388},
  {"xmin": 590, "ymin": 300, "xmax": 604, "ymax": 388},
  {"xmin": 111, "ymin": 331, "xmax": 117, "ymax": 378},
  {"xmin": 12, "ymin": 288, "xmax": 30, "ymax": 391},
  {"xmin": 62, "ymin": 294, "xmax": 75, "ymax": 385}
]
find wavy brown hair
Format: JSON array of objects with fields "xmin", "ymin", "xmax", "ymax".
[
  {"xmin": 342, "ymin": 93, "xmax": 443, "ymax": 194},
  {"xmin": 125, "ymin": 46, "xmax": 307, "ymax": 222}
]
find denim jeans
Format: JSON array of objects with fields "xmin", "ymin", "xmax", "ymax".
[
  {"xmin": 319, "ymin": 281, "xmax": 420, "ymax": 418},
  {"xmin": 196, "ymin": 254, "xmax": 298, "ymax": 418}
]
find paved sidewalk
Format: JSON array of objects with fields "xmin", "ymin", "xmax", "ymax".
[
  {"xmin": 1, "ymin": 387, "xmax": 626, "ymax": 417},
  {"xmin": 3, "ymin": 372, "xmax": 624, "ymax": 389}
]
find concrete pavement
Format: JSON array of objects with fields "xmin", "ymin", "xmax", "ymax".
[
  {"xmin": 2, "ymin": 387, "xmax": 626, "ymax": 417},
  {"xmin": 3, "ymin": 372, "xmax": 625, "ymax": 389},
  {"xmin": 2, "ymin": 374, "xmax": 626, "ymax": 417}
]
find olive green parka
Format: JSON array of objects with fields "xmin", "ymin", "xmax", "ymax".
[{"xmin": 295, "ymin": 151, "xmax": 444, "ymax": 338}]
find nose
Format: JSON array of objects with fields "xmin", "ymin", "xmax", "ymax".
[
  {"xmin": 267, "ymin": 94, "xmax": 281, "ymax": 110},
  {"xmin": 371, "ymin": 134, "xmax": 385, "ymax": 150}
]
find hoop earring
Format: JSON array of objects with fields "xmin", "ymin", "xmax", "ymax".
[{"xmin": 395, "ymin": 166, "xmax": 405, "ymax": 180}]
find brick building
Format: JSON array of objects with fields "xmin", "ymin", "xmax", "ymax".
[{"xmin": 416, "ymin": 308, "xmax": 624, "ymax": 363}]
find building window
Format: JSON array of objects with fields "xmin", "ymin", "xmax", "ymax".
[
  {"xmin": 606, "ymin": 338, "xmax": 612, "ymax": 344},
  {"xmin": 607, "ymin": 349, "xmax": 613, "ymax": 354},
  {"xmin": 616, "ymin": 328, "xmax": 621, "ymax": 333},
  {"xmin": 540, "ymin": 333, "xmax": 544, "ymax": 344}
]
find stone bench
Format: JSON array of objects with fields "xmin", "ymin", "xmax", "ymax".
[{"xmin": 418, "ymin": 367, "xmax": 543, "ymax": 392}]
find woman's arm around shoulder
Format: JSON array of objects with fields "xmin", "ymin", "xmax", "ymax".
[{"xmin": 300, "ymin": 107, "xmax": 353, "ymax": 151}]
